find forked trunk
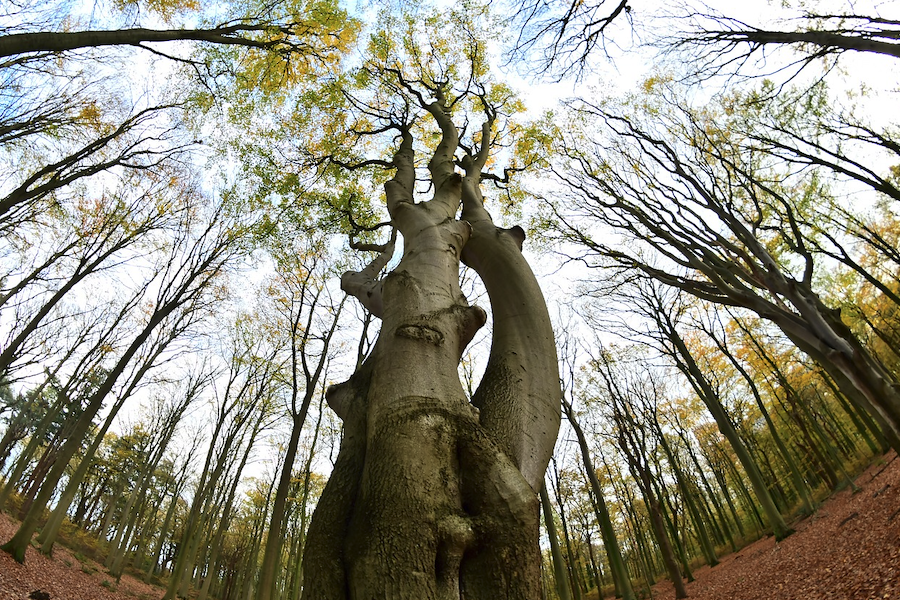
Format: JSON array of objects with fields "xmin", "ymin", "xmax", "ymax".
[{"xmin": 302, "ymin": 93, "xmax": 560, "ymax": 599}]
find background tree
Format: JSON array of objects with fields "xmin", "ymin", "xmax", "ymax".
[
  {"xmin": 505, "ymin": 0, "xmax": 632, "ymax": 78},
  {"xmin": 593, "ymin": 350, "xmax": 688, "ymax": 598},
  {"xmin": 162, "ymin": 316, "xmax": 278, "ymax": 599},
  {"xmin": 256, "ymin": 232, "xmax": 345, "ymax": 600},
  {"xmin": 543, "ymin": 82, "xmax": 900, "ymax": 450},
  {"xmin": 2, "ymin": 197, "xmax": 252, "ymax": 563},
  {"xmin": 667, "ymin": 7, "xmax": 900, "ymax": 81}
]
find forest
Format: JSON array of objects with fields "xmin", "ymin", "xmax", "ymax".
[{"xmin": 0, "ymin": 0, "xmax": 898, "ymax": 598}]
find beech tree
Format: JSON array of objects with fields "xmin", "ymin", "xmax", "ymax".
[
  {"xmin": 0, "ymin": 0, "xmax": 355, "ymax": 63},
  {"xmin": 560, "ymin": 397, "xmax": 635, "ymax": 600},
  {"xmin": 162, "ymin": 319, "xmax": 279, "ymax": 600},
  {"xmin": 1, "ymin": 197, "xmax": 251, "ymax": 563},
  {"xmin": 256, "ymin": 234, "xmax": 345, "ymax": 600},
  {"xmin": 299, "ymin": 12, "xmax": 560, "ymax": 598},
  {"xmin": 691, "ymin": 308, "xmax": 818, "ymax": 515},
  {"xmin": 544, "ymin": 84, "xmax": 900, "ymax": 453},
  {"xmin": 593, "ymin": 352, "xmax": 687, "ymax": 598},
  {"xmin": 541, "ymin": 480, "xmax": 574, "ymax": 600}
]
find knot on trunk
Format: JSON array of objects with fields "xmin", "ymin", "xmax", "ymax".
[
  {"xmin": 436, "ymin": 514, "xmax": 474, "ymax": 599},
  {"xmin": 501, "ymin": 225, "xmax": 526, "ymax": 250},
  {"xmin": 325, "ymin": 382, "xmax": 352, "ymax": 420},
  {"xmin": 396, "ymin": 323, "xmax": 444, "ymax": 345},
  {"xmin": 437, "ymin": 514, "xmax": 474, "ymax": 554},
  {"xmin": 458, "ymin": 305, "xmax": 487, "ymax": 355}
]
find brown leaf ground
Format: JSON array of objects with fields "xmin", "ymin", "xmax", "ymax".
[
  {"xmin": 1, "ymin": 453, "xmax": 899, "ymax": 600},
  {"xmin": 647, "ymin": 451, "xmax": 900, "ymax": 600},
  {"xmin": 0, "ymin": 516, "xmax": 162, "ymax": 600}
]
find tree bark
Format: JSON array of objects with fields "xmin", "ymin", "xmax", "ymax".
[
  {"xmin": 700, "ymin": 27, "xmax": 900, "ymax": 60},
  {"xmin": 0, "ymin": 26, "xmax": 296, "ymax": 58},
  {"xmin": 618, "ymin": 436, "xmax": 687, "ymax": 598}
]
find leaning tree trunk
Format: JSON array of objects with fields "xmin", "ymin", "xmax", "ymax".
[
  {"xmin": 663, "ymin": 320, "xmax": 794, "ymax": 541},
  {"xmin": 540, "ymin": 484, "xmax": 573, "ymax": 600},
  {"xmin": 301, "ymin": 90, "xmax": 560, "ymax": 599},
  {"xmin": 561, "ymin": 399, "xmax": 636, "ymax": 600}
]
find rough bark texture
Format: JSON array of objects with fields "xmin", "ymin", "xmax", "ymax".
[{"xmin": 301, "ymin": 91, "xmax": 560, "ymax": 599}]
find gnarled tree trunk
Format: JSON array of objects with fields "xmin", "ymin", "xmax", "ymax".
[{"xmin": 301, "ymin": 85, "xmax": 560, "ymax": 599}]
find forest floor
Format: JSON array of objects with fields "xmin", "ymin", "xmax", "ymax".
[
  {"xmin": 0, "ymin": 453, "xmax": 898, "ymax": 600},
  {"xmin": 645, "ymin": 451, "xmax": 900, "ymax": 600},
  {"xmin": 0, "ymin": 514, "xmax": 161, "ymax": 600}
]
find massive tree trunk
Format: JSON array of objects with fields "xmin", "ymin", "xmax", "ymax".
[{"xmin": 301, "ymin": 85, "xmax": 560, "ymax": 599}]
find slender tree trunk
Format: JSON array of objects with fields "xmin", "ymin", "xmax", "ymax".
[
  {"xmin": 668, "ymin": 421, "xmax": 736, "ymax": 551},
  {"xmin": 198, "ymin": 428, "xmax": 257, "ymax": 600},
  {"xmin": 656, "ymin": 433, "xmax": 719, "ymax": 566},
  {"xmin": 39, "ymin": 387, "xmax": 134, "ymax": 554},
  {"xmin": 563, "ymin": 401, "xmax": 635, "ymax": 600},
  {"xmin": 0, "ymin": 385, "xmax": 69, "ymax": 509},
  {"xmin": 97, "ymin": 478, "xmax": 126, "ymax": 543},
  {"xmin": 74, "ymin": 478, "xmax": 106, "ymax": 527},
  {"xmin": 17, "ymin": 442, "xmax": 59, "ymax": 516},
  {"xmin": 549, "ymin": 462, "xmax": 583, "ymax": 600},
  {"xmin": 149, "ymin": 481, "xmax": 183, "ymax": 576},
  {"xmin": 258, "ymin": 418, "xmax": 301, "ymax": 600},
  {"xmin": 289, "ymin": 396, "xmax": 327, "ymax": 600},
  {"xmin": 130, "ymin": 488, "xmax": 161, "ymax": 573},
  {"xmin": 721, "ymin": 450, "xmax": 765, "ymax": 533},
  {"xmin": 541, "ymin": 485, "xmax": 573, "ymax": 600},
  {"xmin": 650, "ymin": 472, "xmax": 694, "ymax": 582},
  {"xmin": 0, "ymin": 398, "xmax": 33, "ymax": 471},
  {"xmin": 663, "ymin": 323, "xmax": 793, "ymax": 540},
  {"xmin": 618, "ymin": 482, "xmax": 655, "ymax": 597},
  {"xmin": 583, "ymin": 530, "xmax": 604, "ymax": 591},
  {"xmin": 820, "ymin": 371, "xmax": 889, "ymax": 453},
  {"xmin": 108, "ymin": 491, "xmax": 147, "ymax": 577},
  {"xmin": 708, "ymin": 327, "xmax": 816, "ymax": 514},
  {"xmin": 163, "ymin": 385, "xmax": 256, "ymax": 598},
  {"xmin": 630, "ymin": 464, "xmax": 687, "ymax": 597},
  {"xmin": 713, "ymin": 474, "xmax": 743, "ymax": 538}
]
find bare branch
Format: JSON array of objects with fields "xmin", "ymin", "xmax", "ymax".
[
  {"xmin": 340, "ymin": 229, "xmax": 397, "ymax": 318},
  {"xmin": 505, "ymin": 0, "xmax": 632, "ymax": 80}
]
